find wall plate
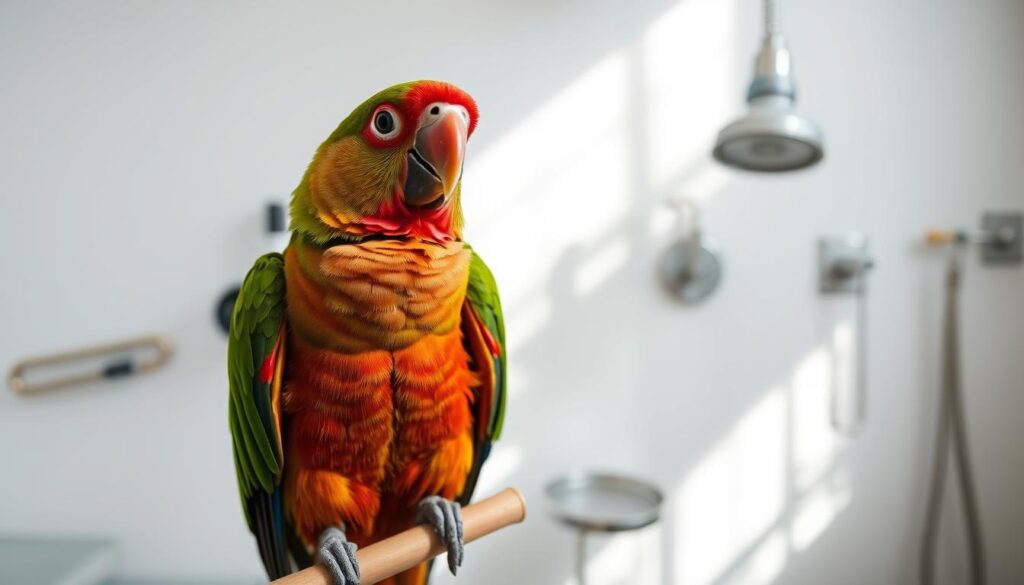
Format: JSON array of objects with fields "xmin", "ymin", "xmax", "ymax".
[
  {"xmin": 819, "ymin": 234, "xmax": 872, "ymax": 294},
  {"xmin": 981, "ymin": 212, "xmax": 1022, "ymax": 264}
]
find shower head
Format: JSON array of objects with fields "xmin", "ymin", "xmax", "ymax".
[
  {"xmin": 713, "ymin": 95, "xmax": 823, "ymax": 172},
  {"xmin": 713, "ymin": 0, "xmax": 824, "ymax": 172}
]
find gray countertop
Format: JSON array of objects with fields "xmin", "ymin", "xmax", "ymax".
[{"xmin": 0, "ymin": 536, "xmax": 119, "ymax": 585}]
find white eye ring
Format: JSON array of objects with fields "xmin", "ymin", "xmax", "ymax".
[{"xmin": 370, "ymin": 105, "xmax": 402, "ymax": 140}]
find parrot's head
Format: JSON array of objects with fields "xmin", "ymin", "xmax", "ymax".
[{"xmin": 291, "ymin": 80, "xmax": 479, "ymax": 244}]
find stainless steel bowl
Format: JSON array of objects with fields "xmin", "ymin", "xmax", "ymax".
[{"xmin": 545, "ymin": 472, "xmax": 664, "ymax": 532}]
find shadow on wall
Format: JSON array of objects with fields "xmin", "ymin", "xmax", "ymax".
[{"xmin": 434, "ymin": 0, "xmax": 854, "ymax": 583}]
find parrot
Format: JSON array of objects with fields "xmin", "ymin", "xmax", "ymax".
[{"xmin": 227, "ymin": 80, "xmax": 506, "ymax": 585}]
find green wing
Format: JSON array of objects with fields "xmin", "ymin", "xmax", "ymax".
[
  {"xmin": 228, "ymin": 253, "xmax": 290, "ymax": 578},
  {"xmin": 458, "ymin": 246, "xmax": 507, "ymax": 504}
]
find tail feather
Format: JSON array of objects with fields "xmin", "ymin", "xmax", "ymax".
[{"xmin": 248, "ymin": 488, "xmax": 292, "ymax": 580}]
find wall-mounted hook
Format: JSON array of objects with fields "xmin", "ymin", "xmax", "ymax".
[
  {"xmin": 658, "ymin": 198, "xmax": 722, "ymax": 305},
  {"xmin": 266, "ymin": 202, "xmax": 287, "ymax": 234}
]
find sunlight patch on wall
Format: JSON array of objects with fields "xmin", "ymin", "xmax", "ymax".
[
  {"xmin": 791, "ymin": 347, "xmax": 837, "ymax": 491},
  {"xmin": 648, "ymin": 203, "xmax": 677, "ymax": 239},
  {"xmin": 462, "ymin": 49, "xmax": 632, "ymax": 309},
  {"xmin": 574, "ymin": 237, "xmax": 630, "ymax": 297},
  {"xmin": 504, "ymin": 296, "xmax": 553, "ymax": 357},
  {"xmin": 717, "ymin": 529, "xmax": 787, "ymax": 585},
  {"xmin": 648, "ymin": 163, "xmax": 733, "ymax": 239},
  {"xmin": 505, "ymin": 363, "xmax": 530, "ymax": 399},
  {"xmin": 791, "ymin": 468, "xmax": 852, "ymax": 551},
  {"xmin": 473, "ymin": 445, "xmax": 524, "ymax": 496},
  {"xmin": 670, "ymin": 334, "xmax": 858, "ymax": 585},
  {"xmin": 674, "ymin": 387, "xmax": 786, "ymax": 585},
  {"xmin": 465, "ymin": 48, "xmax": 629, "ymax": 226},
  {"xmin": 673, "ymin": 164, "xmax": 733, "ymax": 206},
  {"xmin": 830, "ymin": 320, "xmax": 859, "ymax": 435},
  {"xmin": 573, "ymin": 523, "xmax": 662, "ymax": 585},
  {"xmin": 642, "ymin": 0, "xmax": 737, "ymax": 193},
  {"xmin": 544, "ymin": 126, "xmax": 631, "ymax": 247}
]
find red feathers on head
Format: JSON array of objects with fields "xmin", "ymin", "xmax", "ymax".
[{"xmin": 401, "ymin": 81, "xmax": 479, "ymax": 136}]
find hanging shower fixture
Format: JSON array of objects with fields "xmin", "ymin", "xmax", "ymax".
[{"xmin": 713, "ymin": 0, "xmax": 824, "ymax": 172}]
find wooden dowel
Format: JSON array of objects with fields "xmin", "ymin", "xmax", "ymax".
[{"xmin": 271, "ymin": 488, "xmax": 527, "ymax": 585}]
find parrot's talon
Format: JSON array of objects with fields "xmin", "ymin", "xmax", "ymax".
[
  {"xmin": 416, "ymin": 496, "xmax": 465, "ymax": 575},
  {"xmin": 317, "ymin": 527, "xmax": 360, "ymax": 585}
]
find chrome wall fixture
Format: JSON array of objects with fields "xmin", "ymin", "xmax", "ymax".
[
  {"xmin": 818, "ymin": 234, "xmax": 873, "ymax": 436},
  {"xmin": 659, "ymin": 199, "xmax": 722, "ymax": 305}
]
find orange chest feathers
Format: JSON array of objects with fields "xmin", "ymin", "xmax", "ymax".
[
  {"xmin": 284, "ymin": 238, "xmax": 472, "ymax": 352},
  {"xmin": 280, "ymin": 238, "xmax": 478, "ymax": 541}
]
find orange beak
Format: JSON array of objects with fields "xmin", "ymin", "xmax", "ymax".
[{"xmin": 403, "ymin": 104, "xmax": 469, "ymax": 208}]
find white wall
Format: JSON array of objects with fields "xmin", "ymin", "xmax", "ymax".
[{"xmin": 1, "ymin": 1, "xmax": 1022, "ymax": 584}]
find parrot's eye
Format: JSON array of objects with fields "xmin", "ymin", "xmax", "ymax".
[{"xmin": 370, "ymin": 106, "xmax": 401, "ymax": 141}]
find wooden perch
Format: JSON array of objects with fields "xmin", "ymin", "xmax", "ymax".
[{"xmin": 270, "ymin": 488, "xmax": 527, "ymax": 585}]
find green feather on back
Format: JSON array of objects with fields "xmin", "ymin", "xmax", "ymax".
[
  {"xmin": 228, "ymin": 253, "xmax": 292, "ymax": 578},
  {"xmin": 228, "ymin": 253, "xmax": 286, "ymax": 507},
  {"xmin": 465, "ymin": 247, "xmax": 507, "ymax": 440}
]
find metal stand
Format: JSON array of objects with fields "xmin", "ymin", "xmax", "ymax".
[
  {"xmin": 545, "ymin": 473, "xmax": 663, "ymax": 585},
  {"xmin": 576, "ymin": 530, "xmax": 587, "ymax": 585}
]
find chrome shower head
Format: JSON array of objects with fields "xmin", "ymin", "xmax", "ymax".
[
  {"xmin": 713, "ymin": 0, "xmax": 824, "ymax": 172},
  {"xmin": 713, "ymin": 95, "xmax": 823, "ymax": 172}
]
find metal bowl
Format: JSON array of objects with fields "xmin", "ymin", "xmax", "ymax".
[{"xmin": 545, "ymin": 472, "xmax": 664, "ymax": 532}]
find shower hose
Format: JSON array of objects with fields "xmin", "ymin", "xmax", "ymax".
[{"xmin": 919, "ymin": 248, "xmax": 986, "ymax": 585}]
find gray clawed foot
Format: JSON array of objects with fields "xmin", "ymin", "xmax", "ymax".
[
  {"xmin": 416, "ymin": 496, "xmax": 465, "ymax": 575},
  {"xmin": 317, "ymin": 526, "xmax": 360, "ymax": 585}
]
